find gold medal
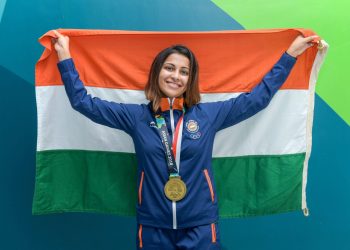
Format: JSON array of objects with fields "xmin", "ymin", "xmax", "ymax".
[{"xmin": 164, "ymin": 176, "xmax": 187, "ymax": 202}]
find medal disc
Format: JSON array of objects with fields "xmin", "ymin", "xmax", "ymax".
[{"xmin": 164, "ymin": 176, "xmax": 187, "ymax": 201}]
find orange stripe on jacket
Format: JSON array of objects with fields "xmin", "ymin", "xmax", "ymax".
[
  {"xmin": 211, "ymin": 223, "xmax": 217, "ymax": 243},
  {"xmin": 204, "ymin": 169, "xmax": 215, "ymax": 203},
  {"xmin": 138, "ymin": 172, "xmax": 144, "ymax": 205},
  {"xmin": 36, "ymin": 29, "xmax": 318, "ymax": 92},
  {"xmin": 138, "ymin": 224, "xmax": 143, "ymax": 248}
]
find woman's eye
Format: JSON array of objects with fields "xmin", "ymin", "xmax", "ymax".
[
  {"xmin": 181, "ymin": 70, "xmax": 189, "ymax": 76},
  {"xmin": 164, "ymin": 66, "xmax": 174, "ymax": 71}
]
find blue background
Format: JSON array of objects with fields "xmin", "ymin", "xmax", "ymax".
[{"xmin": 0, "ymin": 0, "xmax": 349, "ymax": 249}]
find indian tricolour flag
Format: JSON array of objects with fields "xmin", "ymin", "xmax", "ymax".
[{"xmin": 33, "ymin": 29, "xmax": 328, "ymax": 217}]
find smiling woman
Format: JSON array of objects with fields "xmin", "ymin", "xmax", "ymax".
[
  {"xmin": 51, "ymin": 30, "xmax": 316, "ymax": 250},
  {"xmin": 145, "ymin": 45, "xmax": 200, "ymax": 112}
]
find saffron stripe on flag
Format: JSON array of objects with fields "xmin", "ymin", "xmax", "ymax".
[{"xmin": 36, "ymin": 29, "xmax": 318, "ymax": 92}]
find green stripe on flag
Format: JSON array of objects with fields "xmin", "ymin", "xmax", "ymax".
[
  {"xmin": 33, "ymin": 150, "xmax": 305, "ymax": 217},
  {"xmin": 213, "ymin": 153, "xmax": 305, "ymax": 217},
  {"xmin": 33, "ymin": 150, "xmax": 138, "ymax": 216}
]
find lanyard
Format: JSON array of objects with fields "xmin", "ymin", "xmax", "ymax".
[{"xmin": 155, "ymin": 112, "xmax": 184, "ymax": 176}]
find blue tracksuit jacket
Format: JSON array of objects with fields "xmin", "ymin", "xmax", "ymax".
[{"xmin": 57, "ymin": 52, "xmax": 296, "ymax": 230}]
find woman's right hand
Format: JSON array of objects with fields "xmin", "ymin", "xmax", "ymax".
[{"xmin": 52, "ymin": 30, "xmax": 71, "ymax": 61}]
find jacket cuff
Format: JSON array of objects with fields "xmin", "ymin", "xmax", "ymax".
[
  {"xmin": 279, "ymin": 52, "xmax": 297, "ymax": 70},
  {"xmin": 57, "ymin": 58, "xmax": 75, "ymax": 74}
]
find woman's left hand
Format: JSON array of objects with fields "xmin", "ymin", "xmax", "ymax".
[{"xmin": 286, "ymin": 35, "xmax": 319, "ymax": 58}]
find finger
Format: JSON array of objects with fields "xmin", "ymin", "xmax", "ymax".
[
  {"xmin": 53, "ymin": 30, "xmax": 63, "ymax": 38},
  {"xmin": 304, "ymin": 35, "xmax": 319, "ymax": 42}
]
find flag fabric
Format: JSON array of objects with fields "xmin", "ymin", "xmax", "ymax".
[{"xmin": 33, "ymin": 29, "xmax": 327, "ymax": 217}]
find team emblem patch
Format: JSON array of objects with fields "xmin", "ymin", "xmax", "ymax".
[
  {"xmin": 186, "ymin": 120, "xmax": 201, "ymax": 139},
  {"xmin": 186, "ymin": 120, "xmax": 199, "ymax": 133}
]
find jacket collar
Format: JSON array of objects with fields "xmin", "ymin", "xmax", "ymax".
[{"xmin": 160, "ymin": 97, "xmax": 184, "ymax": 112}]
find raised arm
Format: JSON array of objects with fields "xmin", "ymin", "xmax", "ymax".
[
  {"xmin": 52, "ymin": 30, "xmax": 141, "ymax": 134},
  {"xmin": 201, "ymin": 35, "xmax": 318, "ymax": 131}
]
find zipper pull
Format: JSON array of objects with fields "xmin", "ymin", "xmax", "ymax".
[{"xmin": 170, "ymin": 98, "xmax": 173, "ymax": 110}]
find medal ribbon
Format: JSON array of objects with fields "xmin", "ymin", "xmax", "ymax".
[{"xmin": 155, "ymin": 113, "xmax": 184, "ymax": 176}]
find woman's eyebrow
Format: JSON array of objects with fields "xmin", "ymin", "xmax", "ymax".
[
  {"xmin": 163, "ymin": 63, "xmax": 175, "ymax": 66},
  {"xmin": 164, "ymin": 62, "xmax": 189, "ymax": 69}
]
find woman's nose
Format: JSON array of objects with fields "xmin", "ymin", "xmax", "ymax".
[{"xmin": 171, "ymin": 70, "xmax": 180, "ymax": 80}]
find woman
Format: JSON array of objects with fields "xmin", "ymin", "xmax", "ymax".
[{"xmin": 53, "ymin": 30, "xmax": 316, "ymax": 250}]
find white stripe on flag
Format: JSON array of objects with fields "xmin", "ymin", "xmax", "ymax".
[{"xmin": 36, "ymin": 86, "xmax": 309, "ymax": 156}]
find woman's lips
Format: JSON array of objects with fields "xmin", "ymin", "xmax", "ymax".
[{"xmin": 166, "ymin": 81, "xmax": 182, "ymax": 89}]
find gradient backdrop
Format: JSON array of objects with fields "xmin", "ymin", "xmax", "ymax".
[{"xmin": 0, "ymin": 0, "xmax": 349, "ymax": 249}]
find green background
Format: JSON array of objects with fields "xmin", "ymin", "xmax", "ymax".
[{"xmin": 213, "ymin": 0, "xmax": 350, "ymax": 125}]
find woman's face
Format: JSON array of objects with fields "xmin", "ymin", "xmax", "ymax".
[{"xmin": 158, "ymin": 53, "xmax": 190, "ymax": 99}]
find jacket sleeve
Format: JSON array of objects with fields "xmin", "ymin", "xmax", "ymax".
[
  {"xmin": 57, "ymin": 58, "xmax": 142, "ymax": 135},
  {"xmin": 201, "ymin": 52, "xmax": 297, "ymax": 132}
]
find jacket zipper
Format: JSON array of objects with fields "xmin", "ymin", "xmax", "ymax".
[
  {"xmin": 169, "ymin": 99, "xmax": 175, "ymax": 138},
  {"xmin": 169, "ymin": 98, "xmax": 177, "ymax": 229}
]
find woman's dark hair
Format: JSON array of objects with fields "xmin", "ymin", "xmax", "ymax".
[{"xmin": 145, "ymin": 45, "xmax": 200, "ymax": 112}]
